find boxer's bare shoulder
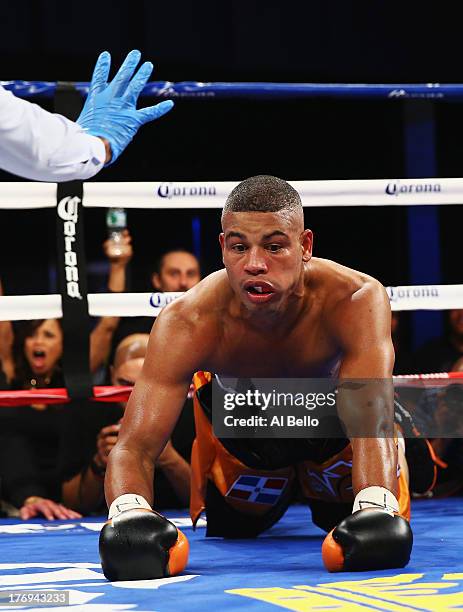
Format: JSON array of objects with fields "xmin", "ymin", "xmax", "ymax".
[
  {"xmin": 152, "ymin": 270, "xmax": 231, "ymax": 357},
  {"xmin": 308, "ymin": 257, "xmax": 390, "ymax": 316},
  {"xmin": 162, "ymin": 270, "xmax": 230, "ymax": 320}
]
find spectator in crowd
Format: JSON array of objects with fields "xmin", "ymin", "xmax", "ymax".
[
  {"xmin": 412, "ymin": 309, "xmax": 463, "ymax": 373},
  {"xmin": 0, "ymin": 318, "xmax": 83, "ymax": 519},
  {"xmin": 395, "ymin": 354, "xmax": 463, "ymax": 498},
  {"xmin": 60, "ymin": 333, "xmax": 194, "ymax": 515},
  {"xmin": 89, "ymin": 229, "xmax": 133, "ymax": 381},
  {"xmin": 0, "ymin": 366, "xmax": 6, "ymax": 390},
  {"xmin": 0, "ymin": 231, "xmax": 132, "ymax": 385},
  {"xmin": 426, "ymin": 355, "xmax": 463, "ymax": 497},
  {"xmin": 0, "ymin": 277, "xmax": 13, "ymax": 389},
  {"xmin": 151, "ymin": 249, "xmax": 201, "ymax": 293},
  {"xmin": 110, "ymin": 248, "xmax": 201, "ymax": 354},
  {"xmin": 0, "ymin": 233, "xmax": 132, "ymax": 519}
]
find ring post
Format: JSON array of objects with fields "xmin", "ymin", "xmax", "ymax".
[{"xmin": 404, "ymin": 100, "xmax": 443, "ymax": 351}]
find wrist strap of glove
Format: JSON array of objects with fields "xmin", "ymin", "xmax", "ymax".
[
  {"xmin": 353, "ymin": 486, "xmax": 399, "ymax": 515},
  {"xmin": 108, "ymin": 494, "xmax": 152, "ymax": 519}
]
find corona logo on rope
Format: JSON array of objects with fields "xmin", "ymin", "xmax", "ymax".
[
  {"xmin": 227, "ymin": 573, "xmax": 463, "ymax": 610},
  {"xmin": 385, "ymin": 179, "xmax": 442, "ymax": 196},
  {"xmin": 57, "ymin": 195, "xmax": 82, "ymax": 300},
  {"xmin": 387, "ymin": 285, "xmax": 440, "ymax": 302},
  {"xmin": 156, "ymin": 182, "xmax": 217, "ymax": 199},
  {"xmin": 149, "ymin": 292, "xmax": 183, "ymax": 309}
]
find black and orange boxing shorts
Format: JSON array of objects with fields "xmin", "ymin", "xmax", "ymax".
[{"xmin": 190, "ymin": 372, "xmax": 410, "ymax": 536}]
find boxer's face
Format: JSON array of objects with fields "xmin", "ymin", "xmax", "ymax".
[{"xmin": 220, "ymin": 210, "xmax": 312, "ymax": 312}]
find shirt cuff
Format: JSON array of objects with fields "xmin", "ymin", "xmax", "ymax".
[{"xmin": 65, "ymin": 132, "xmax": 106, "ymax": 181}]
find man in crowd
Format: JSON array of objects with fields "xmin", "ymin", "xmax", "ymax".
[
  {"xmin": 151, "ymin": 250, "xmax": 201, "ymax": 293},
  {"xmin": 0, "ymin": 231, "xmax": 132, "ymax": 519},
  {"xmin": 61, "ymin": 334, "xmax": 193, "ymax": 515},
  {"xmin": 110, "ymin": 249, "xmax": 201, "ymax": 351}
]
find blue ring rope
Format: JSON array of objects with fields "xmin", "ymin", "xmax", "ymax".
[{"xmin": 2, "ymin": 80, "xmax": 463, "ymax": 100}]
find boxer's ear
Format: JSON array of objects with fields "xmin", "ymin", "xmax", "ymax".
[
  {"xmin": 219, "ymin": 233, "xmax": 225, "ymax": 258},
  {"xmin": 301, "ymin": 229, "xmax": 313, "ymax": 262}
]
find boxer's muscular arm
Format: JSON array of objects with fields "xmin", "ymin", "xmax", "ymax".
[
  {"xmin": 322, "ymin": 282, "xmax": 412, "ymax": 574},
  {"xmin": 333, "ymin": 281, "xmax": 397, "ymax": 497},
  {"xmin": 105, "ymin": 300, "xmax": 210, "ymax": 508}
]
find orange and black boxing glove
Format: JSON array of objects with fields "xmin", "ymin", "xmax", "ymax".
[
  {"xmin": 99, "ymin": 494, "xmax": 189, "ymax": 581},
  {"xmin": 322, "ymin": 486, "xmax": 412, "ymax": 572}
]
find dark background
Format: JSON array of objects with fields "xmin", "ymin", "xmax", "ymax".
[{"xmin": 1, "ymin": 1, "xmax": 463, "ymax": 353}]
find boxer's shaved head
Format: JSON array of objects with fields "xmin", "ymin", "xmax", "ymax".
[
  {"xmin": 222, "ymin": 175, "xmax": 303, "ymax": 223},
  {"xmin": 219, "ymin": 175, "xmax": 312, "ymax": 315}
]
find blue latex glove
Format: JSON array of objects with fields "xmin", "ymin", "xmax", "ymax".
[{"xmin": 77, "ymin": 50, "xmax": 174, "ymax": 164}]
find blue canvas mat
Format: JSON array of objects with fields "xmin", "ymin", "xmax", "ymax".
[{"xmin": 0, "ymin": 498, "xmax": 461, "ymax": 611}]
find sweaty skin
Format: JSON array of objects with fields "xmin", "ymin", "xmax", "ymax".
[{"xmin": 105, "ymin": 210, "xmax": 397, "ymax": 507}]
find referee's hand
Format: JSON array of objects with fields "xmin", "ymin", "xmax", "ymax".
[{"xmin": 77, "ymin": 50, "xmax": 174, "ymax": 165}]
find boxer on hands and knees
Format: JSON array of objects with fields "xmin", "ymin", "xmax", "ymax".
[{"xmin": 101, "ymin": 175, "xmax": 412, "ymax": 580}]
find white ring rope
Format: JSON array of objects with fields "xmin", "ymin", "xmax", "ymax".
[
  {"xmin": 1, "ymin": 177, "xmax": 462, "ymax": 319},
  {"xmin": 385, "ymin": 285, "xmax": 463, "ymax": 311},
  {"xmin": 0, "ymin": 285, "xmax": 463, "ymax": 320},
  {"xmin": 0, "ymin": 293, "xmax": 183, "ymax": 321},
  {"xmin": 0, "ymin": 177, "xmax": 459, "ymax": 209}
]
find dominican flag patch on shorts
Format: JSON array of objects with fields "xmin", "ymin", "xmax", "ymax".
[{"xmin": 225, "ymin": 475, "xmax": 288, "ymax": 505}]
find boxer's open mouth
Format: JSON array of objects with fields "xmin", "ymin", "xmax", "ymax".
[{"xmin": 244, "ymin": 281, "xmax": 276, "ymax": 303}]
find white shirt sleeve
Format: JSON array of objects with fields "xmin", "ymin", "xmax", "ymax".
[{"xmin": 0, "ymin": 85, "xmax": 105, "ymax": 182}]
